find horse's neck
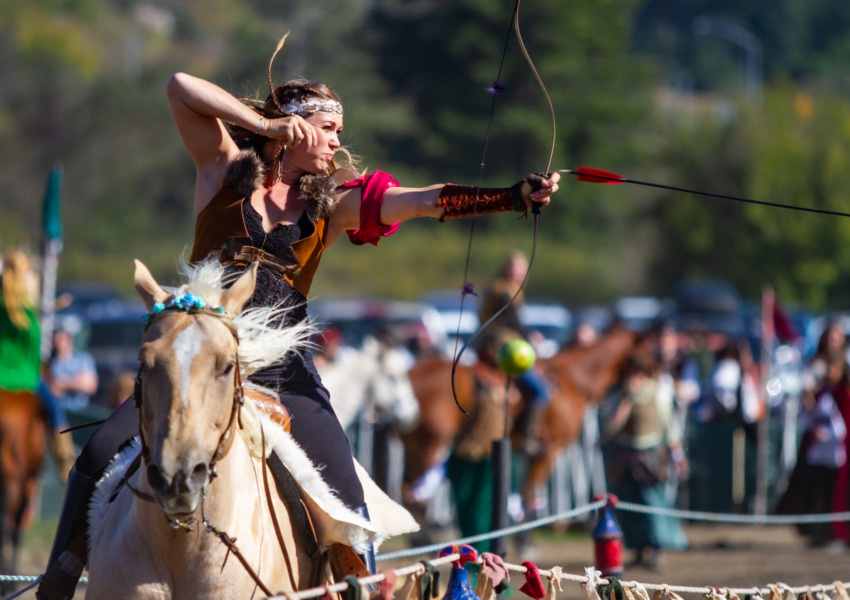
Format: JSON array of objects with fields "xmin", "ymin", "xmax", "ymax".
[{"xmin": 553, "ymin": 331, "xmax": 635, "ymax": 398}]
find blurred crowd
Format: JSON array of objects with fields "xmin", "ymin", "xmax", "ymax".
[
  {"xmin": 3, "ymin": 246, "xmax": 849, "ymax": 567},
  {"xmin": 597, "ymin": 315, "xmax": 850, "ymax": 569}
]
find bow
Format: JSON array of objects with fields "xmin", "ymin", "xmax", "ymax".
[{"xmin": 449, "ymin": 0, "xmax": 557, "ymax": 416}]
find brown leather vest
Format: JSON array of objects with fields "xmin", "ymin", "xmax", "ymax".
[{"xmin": 189, "ymin": 185, "xmax": 329, "ymax": 298}]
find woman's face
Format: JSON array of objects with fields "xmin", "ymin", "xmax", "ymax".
[{"xmin": 280, "ymin": 110, "xmax": 343, "ymax": 175}]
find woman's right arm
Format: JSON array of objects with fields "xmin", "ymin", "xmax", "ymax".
[
  {"xmin": 167, "ymin": 73, "xmax": 259, "ymax": 211},
  {"xmin": 167, "ymin": 73, "xmax": 317, "ymax": 213}
]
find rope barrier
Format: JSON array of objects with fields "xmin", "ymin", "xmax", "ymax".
[
  {"xmin": 377, "ymin": 499, "xmax": 850, "ymax": 562},
  {"xmin": 376, "ymin": 498, "xmax": 607, "ymax": 561},
  {"xmin": 4, "ymin": 499, "xmax": 849, "ymax": 598},
  {"xmin": 614, "ymin": 501, "xmax": 850, "ymax": 525}
]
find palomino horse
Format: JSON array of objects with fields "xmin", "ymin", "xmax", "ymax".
[
  {"xmin": 402, "ymin": 326, "xmax": 641, "ymax": 523},
  {"xmin": 86, "ymin": 260, "xmax": 416, "ymax": 598},
  {"xmin": 0, "ymin": 389, "xmax": 45, "ymax": 581}
]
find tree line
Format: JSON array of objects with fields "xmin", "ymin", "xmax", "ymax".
[{"xmin": 4, "ymin": 0, "xmax": 850, "ymax": 311}]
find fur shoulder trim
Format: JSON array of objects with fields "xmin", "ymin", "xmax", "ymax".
[
  {"xmin": 224, "ymin": 150, "xmax": 266, "ymax": 199},
  {"xmin": 298, "ymin": 174, "xmax": 339, "ymax": 221},
  {"xmin": 222, "ymin": 150, "xmax": 339, "ymax": 220}
]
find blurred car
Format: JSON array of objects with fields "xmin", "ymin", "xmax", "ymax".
[
  {"xmin": 613, "ymin": 296, "xmax": 675, "ymax": 331},
  {"xmin": 420, "ymin": 290, "xmax": 480, "ymax": 352},
  {"xmin": 56, "ymin": 282, "xmax": 124, "ymax": 316},
  {"xmin": 421, "ymin": 291, "xmax": 571, "ymax": 359},
  {"xmin": 76, "ymin": 301, "xmax": 147, "ymax": 407},
  {"xmin": 673, "ymin": 279, "xmax": 745, "ymax": 336},
  {"xmin": 519, "ymin": 300, "xmax": 572, "ymax": 358},
  {"xmin": 308, "ymin": 297, "xmax": 449, "ymax": 357}
]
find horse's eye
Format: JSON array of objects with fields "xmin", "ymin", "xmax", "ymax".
[{"xmin": 221, "ymin": 362, "xmax": 235, "ymax": 377}]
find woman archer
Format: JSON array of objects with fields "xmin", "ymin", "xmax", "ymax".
[{"xmin": 37, "ymin": 51, "xmax": 559, "ymax": 599}]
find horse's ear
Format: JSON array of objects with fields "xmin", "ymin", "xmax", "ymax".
[
  {"xmin": 220, "ymin": 262, "xmax": 258, "ymax": 316},
  {"xmin": 134, "ymin": 259, "xmax": 170, "ymax": 310}
]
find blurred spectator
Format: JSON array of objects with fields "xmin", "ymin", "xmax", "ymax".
[
  {"xmin": 602, "ymin": 349, "xmax": 688, "ymax": 571},
  {"xmin": 375, "ymin": 322, "xmax": 416, "ymax": 372},
  {"xmin": 477, "ymin": 250, "xmax": 551, "ymax": 457},
  {"xmin": 777, "ymin": 352, "xmax": 847, "ymax": 548},
  {"xmin": 44, "ymin": 316, "xmax": 99, "ymax": 412},
  {"xmin": 804, "ymin": 319, "xmax": 848, "ymax": 395},
  {"xmin": 568, "ymin": 320, "xmax": 600, "ymax": 348},
  {"xmin": 0, "ymin": 251, "xmax": 41, "ymax": 396},
  {"xmin": 688, "ymin": 337, "xmax": 763, "ymax": 514},
  {"xmin": 0, "ymin": 250, "xmax": 75, "ymax": 482},
  {"xmin": 695, "ymin": 338, "xmax": 762, "ymax": 425},
  {"xmin": 654, "ymin": 322, "xmax": 700, "ymax": 507},
  {"xmin": 405, "ymin": 321, "xmax": 441, "ymax": 361},
  {"xmin": 656, "ymin": 322, "xmax": 701, "ymax": 415}
]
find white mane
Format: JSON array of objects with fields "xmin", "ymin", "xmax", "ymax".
[{"xmin": 170, "ymin": 259, "xmax": 315, "ymax": 383}]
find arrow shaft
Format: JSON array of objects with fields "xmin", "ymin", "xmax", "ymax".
[{"xmin": 561, "ymin": 169, "xmax": 850, "ymax": 218}]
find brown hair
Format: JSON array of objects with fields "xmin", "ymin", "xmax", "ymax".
[{"xmin": 230, "ymin": 79, "xmax": 358, "ymax": 174}]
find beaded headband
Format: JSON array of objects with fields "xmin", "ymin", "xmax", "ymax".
[{"xmin": 281, "ymin": 97, "xmax": 343, "ymax": 117}]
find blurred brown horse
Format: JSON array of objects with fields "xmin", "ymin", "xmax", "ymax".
[
  {"xmin": 0, "ymin": 389, "xmax": 46, "ymax": 580},
  {"xmin": 402, "ymin": 326, "xmax": 641, "ymax": 519}
]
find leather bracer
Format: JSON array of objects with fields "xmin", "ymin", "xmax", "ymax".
[{"xmin": 436, "ymin": 182, "xmax": 526, "ymax": 222}]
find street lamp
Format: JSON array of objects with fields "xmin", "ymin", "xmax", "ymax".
[{"xmin": 694, "ymin": 15, "xmax": 763, "ymax": 105}]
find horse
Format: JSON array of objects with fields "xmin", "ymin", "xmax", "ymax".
[
  {"xmin": 402, "ymin": 326, "xmax": 641, "ymax": 535},
  {"xmin": 320, "ymin": 336, "xmax": 419, "ymax": 434},
  {"xmin": 85, "ymin": 259, "xmax": 417, "ymax": 598},
  {"xmin": 0, "ymin": 389, "xmax": 45, "ymax": 583}
]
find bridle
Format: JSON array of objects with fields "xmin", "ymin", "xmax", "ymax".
[
  {"xmin": 125, "ymin": 304, "xmax": 284, "ymax": 596},
  {"xmin": 133, "ymin": 305, "xmax": 245, "ymax": 488}
]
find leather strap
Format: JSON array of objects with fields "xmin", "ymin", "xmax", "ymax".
[
  {"xmin": 266, "ymin": 453, "xmax": 324, "ymax": 586},
  {"xmin": 224, "ymin": 237, "xmax": 303, "ymax": 276}
]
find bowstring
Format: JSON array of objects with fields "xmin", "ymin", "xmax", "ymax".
[
  {"xmin": 450, "ymin": 0, "xmax": 557, "ymax": 416},
  {"xmin": 449, "ymin": 0, "xmax": 522, "ymax": 417}
]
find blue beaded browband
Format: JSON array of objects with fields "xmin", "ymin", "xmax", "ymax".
[{"xmin": 144, "ymin": 292, "xmax": 226, "ymax": 326}]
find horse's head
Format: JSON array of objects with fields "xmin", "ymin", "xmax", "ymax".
[{"xmin": 133, "ymin": 259, "xmax": 257, "ymax": 517}]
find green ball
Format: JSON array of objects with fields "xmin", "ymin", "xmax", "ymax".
[{"xmin": 496, "ymin": 338, "xmax": 536, "ymax": 376}]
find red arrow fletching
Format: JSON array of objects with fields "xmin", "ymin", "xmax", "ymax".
[{"xmin": 575, "ymin": 167, "xmax": 624, "ymax": 184}]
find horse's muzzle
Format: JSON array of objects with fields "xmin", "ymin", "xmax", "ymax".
[{"xmin": 147, "ymin": 461, "xmax": 210, "ymax": 515}]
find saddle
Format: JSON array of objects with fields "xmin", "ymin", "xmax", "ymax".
[{"xmin": 246, "ymin": 388, "xmax": 292, "ymax": 432}]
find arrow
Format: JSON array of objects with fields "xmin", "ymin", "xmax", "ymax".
[{"xmin": 561, "ymin": 166, "xmax": 850, "ymax": 218}]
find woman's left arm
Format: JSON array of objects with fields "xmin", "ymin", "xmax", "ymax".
[
  {"xmin": 328, "ymin": 172, "xmax": 560, "ymax": 246},
  {"xmin": 382, "ymin": 172, "xmax": 560, "ymax": 223}
]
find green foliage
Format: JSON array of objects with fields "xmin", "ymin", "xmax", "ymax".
[{"xmin": 5, "ymin": 0, "xmax": 850, "ymax": 313}]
